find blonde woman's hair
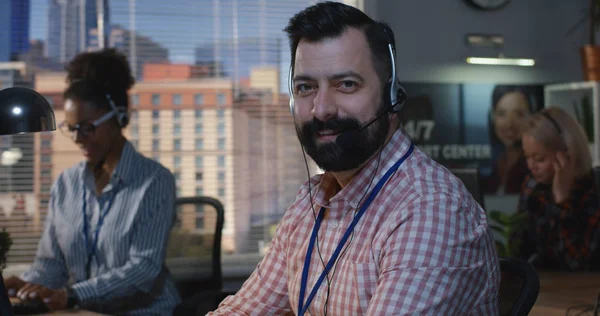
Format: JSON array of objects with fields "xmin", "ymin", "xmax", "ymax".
[{"xmin": 522, "ymin": 106, "xmax": 592, "ymax": 178}]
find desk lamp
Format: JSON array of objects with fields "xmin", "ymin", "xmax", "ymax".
[{"xmin": 0, "ymin": 87, "xmax": 56, "ymax": 316}]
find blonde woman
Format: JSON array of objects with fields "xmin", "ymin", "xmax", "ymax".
[{"xmin": 516, "ymin": 106, "xmax": 600, "ymax": 271}]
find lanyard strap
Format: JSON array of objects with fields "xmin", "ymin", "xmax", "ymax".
[
  {"xmin": 82, "ymin": 182, "xmax": 120, "ymax": 277},
  {"xmin": 298, "ymin": 143, "xmax": 414, "ymax": 316}
]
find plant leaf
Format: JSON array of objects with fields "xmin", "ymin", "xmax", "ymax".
[
  {"xmin": 488, "ymin": 210, "xmax": 505, "ymax": 224},
  {"xmin": 489, "ymin": 224, "xmax": 505, "ymax": 235}
]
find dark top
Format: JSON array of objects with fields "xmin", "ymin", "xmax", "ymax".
[{"xmin": 514, "ymin": 170, "xmax": 600, "ymax": 271}]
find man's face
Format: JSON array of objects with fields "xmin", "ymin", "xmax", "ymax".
[{"xmin": 292, "ymin": 27, "xmax": 389, "ymax": 172}]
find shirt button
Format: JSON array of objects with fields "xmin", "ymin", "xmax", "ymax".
[{"xmin": 330, "ymin": 221, "xmax": 338, "ymax": 228}]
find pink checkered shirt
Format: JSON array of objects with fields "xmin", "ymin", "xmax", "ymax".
[{"xmin": 210, "ymin": 129, "xmax": 500, "ymax": 315}]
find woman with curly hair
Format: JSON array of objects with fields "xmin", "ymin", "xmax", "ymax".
[{"xmin": 3, "ymin": 48, "xmax": 181, "ymax": 315}]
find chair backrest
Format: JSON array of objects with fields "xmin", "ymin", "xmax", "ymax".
[
  {"xmin": 166, "ymin": 196, "xmax": 225, "ymax": 299},
  {"xmin": 449, "ymin": 168, "xmax": 485, "ymax": 209},
  {"xmin": 499, "ymin": 258, "xmax": 540, "ymax": 316}
]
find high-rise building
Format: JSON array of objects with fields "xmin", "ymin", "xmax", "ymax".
[
  {"xmin": 47, "ymin": 0, "xmax": 110, "ymax": 63},
  {"xmin": 0, "ymin": 0, "xmax": 30, "ymax": 61},
  {"xmin": 88, "ymin": 25, "xmax": 170, "ymax": 79},
  {"xmin": 29, "ymin": 63, "xmax": 306, "ymax": 255}
]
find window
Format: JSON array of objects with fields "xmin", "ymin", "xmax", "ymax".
[
  {"xmin": 218, "ymin": 187, "xmax": 225, "ymax": 198},
  {"xmin": 172, "ymin": 94, "xmax": 181, "ymax": 105},
  {"xmin": 41, "ymin": 169, "xmax": 51, "ymax": 177},
  {"xmin": 44, "ymin": 95, "xmax": 54, "ymax": 106},
  {"xmin": 195, "ymin": 139, "xmax": 203, "ymax": 150},
  {"xmin": 152, "ymin": 124, "xmax": 160, "ymax": 135},
  {"xmin": 10, "ymin": 0, "xmax": 351, "ymax": 271},
  {"xmin": 196, "ymin": 187, "xmax": 203, "ymax": 196},
  {"xmin": 217, "ymin": 93, "xmax": 226, "ymax": 105},
  {"xmin": 218, "ymin": 171, "xmax": 225, "ymax": 182},
  {"xmin": 195, "ymin": 214, "xmax": 204, "ymax": 229},
  {"xmin": 194, "ymin": 94, "xmax": 204, "ymax": 105},
  {"xmin": 173, "ymin": 155, "xmax": 181, "ymax": 168},
  {"xmin": 217, "ymin": 122, "xmax": 225, "ymax": 136},
  {"xmin": 195, "ymin": 172, "xmax": 203, "ymax": 181},
  {"xmin": 173, "ymin": 171, "xmax": 181, "ymax": 181},
  {"xmin": 130, "ymin": 125, "xmax": 138, "ymax": 137},
  {"xmin": 131, "ymin": 94, "xmax": 139, "ymax": 106},
  {"xmin": 152, "ymin": 94, "xmax": 160, "ymax": 105}
]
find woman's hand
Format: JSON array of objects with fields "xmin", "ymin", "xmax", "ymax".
[
  {"xmin": 3, "ymin": 276, "xmax": 26, "ymax": 297},
  {"xmin": 16, "ymin": 283, "xmax": 68, "ymax": 311},
  {"xmin": 552, "ymin": 151, "xmax": 576, "ymax": 204}
]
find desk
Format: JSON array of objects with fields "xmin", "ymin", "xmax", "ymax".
[
  {"xmin": 9, "ymin": 298, "xmax": 106, "ymax": 316},
  {"xmin": 529, "ymin": 271, "xmax": 600, "ymax": 316}
]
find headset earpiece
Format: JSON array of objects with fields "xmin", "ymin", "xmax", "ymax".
[
  {"xmin": 381, "ymin": 24, "xmax": 406, "ymax": 114},
  {"xmin": 105, "ymin": 93, "xmax": 128, "ymax": 128},
  {"xmin": 288, "ymin": 66, "xmax": 295, "ymax": 117}
]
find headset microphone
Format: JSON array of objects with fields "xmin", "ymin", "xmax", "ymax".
[{"xmin": 336, "ymin": 109, "xmax": 389, "ymax": 149}]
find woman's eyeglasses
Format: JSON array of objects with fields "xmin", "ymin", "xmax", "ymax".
[{"xmin": 58, "ymin": 111, "xmax": 115, "ymax": 139}]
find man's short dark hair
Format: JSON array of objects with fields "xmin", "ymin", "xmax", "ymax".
[{"xmin": 284, "ymin": 1, "xmax": 395, "ymax": 85}]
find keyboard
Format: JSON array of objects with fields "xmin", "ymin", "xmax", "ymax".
[{"xmin": 11, "ymin": 298, "xmax": 50, "ymax": 315}]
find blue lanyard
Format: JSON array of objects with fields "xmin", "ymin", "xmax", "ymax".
[
  {"xmin": 298, "ymin": 142, "xmax": 414, "ymax": 316},
  {"xmin": 82, "ymin": 181, "xmax": 120, "ymax": 277}
]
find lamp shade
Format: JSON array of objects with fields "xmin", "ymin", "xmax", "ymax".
[{"xmin": 0, "ymin": 87, "xmax": 56, "ymax": 135}]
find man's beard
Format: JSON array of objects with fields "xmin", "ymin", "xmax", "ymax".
[{"xmin": 296, "ymin": 108, "xmax": 390, "ymax": 172}]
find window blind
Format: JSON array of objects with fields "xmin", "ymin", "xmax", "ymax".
[{"xmin": 0, "ymin": 0, "xmax": 362, "ymax": 265}]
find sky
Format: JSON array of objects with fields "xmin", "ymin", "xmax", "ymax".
[{"xmin": 29, "ymin": 0, "xmax": 311, "ymax": 63}]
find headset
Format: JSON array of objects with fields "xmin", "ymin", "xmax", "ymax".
[
  {"xmin": 69, "ymin": 79, "xmax": 130, "ymax": 128},
  {"xmin": 104, "ymin": 93, "xmax": 129, "ymax": 128},
  {"xmin": 288, "ymin": 23, "xmax": 407, "ymax": 118}
]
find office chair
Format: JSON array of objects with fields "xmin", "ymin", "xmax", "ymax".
[
  {"xmin": 449, "ymin": 167, "xmax": 485, "ymax": 209},
  {"xmin": 168, "ymin": 196, "xmax": 226, "ymax": 315},
  {"xmin": 498, "ymin": 258, "xmax": 540, "ymax": 316}
]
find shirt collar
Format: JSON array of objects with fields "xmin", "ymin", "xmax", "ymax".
[
  {"xmin": 81, "ymin": 141, "xmax": 138, "ymax": 191},
  {"xmin": 311, "ymin": 128, "xmax": 413, "ymax": 209}
]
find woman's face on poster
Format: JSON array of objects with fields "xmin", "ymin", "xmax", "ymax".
[{"xmin": 493, "ymin": 91, "xmax": 531, "ymax": 148}]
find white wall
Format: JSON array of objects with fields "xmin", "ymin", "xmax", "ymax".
[{"xmin": 367, "ymin": 0, "xmax": 588, "ymax": 84}]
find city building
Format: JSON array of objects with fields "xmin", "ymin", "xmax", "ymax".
[
  {"xmin": 29, "ymin": 62, "xmax": 307, "ymax": 255},
  {"xmin": 47, "ymin": 0, "xmax": 110, "ymax": 63},
  {"xmin": 0, "ymin": 0, "xmax": 30, "ymax": 61},
  {"xmin": 88, "ymin": 25, "xmax": 170, "ymax": 79}
]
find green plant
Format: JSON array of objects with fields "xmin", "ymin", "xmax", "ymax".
[
  {"xmin": 0, "ymin": 230, "xmax": 12, "ymax": 272},
  {"xmin": 487, "ymin": 210, "xmax": 527, "ymax": 258},
  {"xmin": 573, "ymin": 95, "xmax": 595, "ymax": 142},
  {"xmin": 568, "ymin": 0, "xmax": 600, "ymax": 45}
]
